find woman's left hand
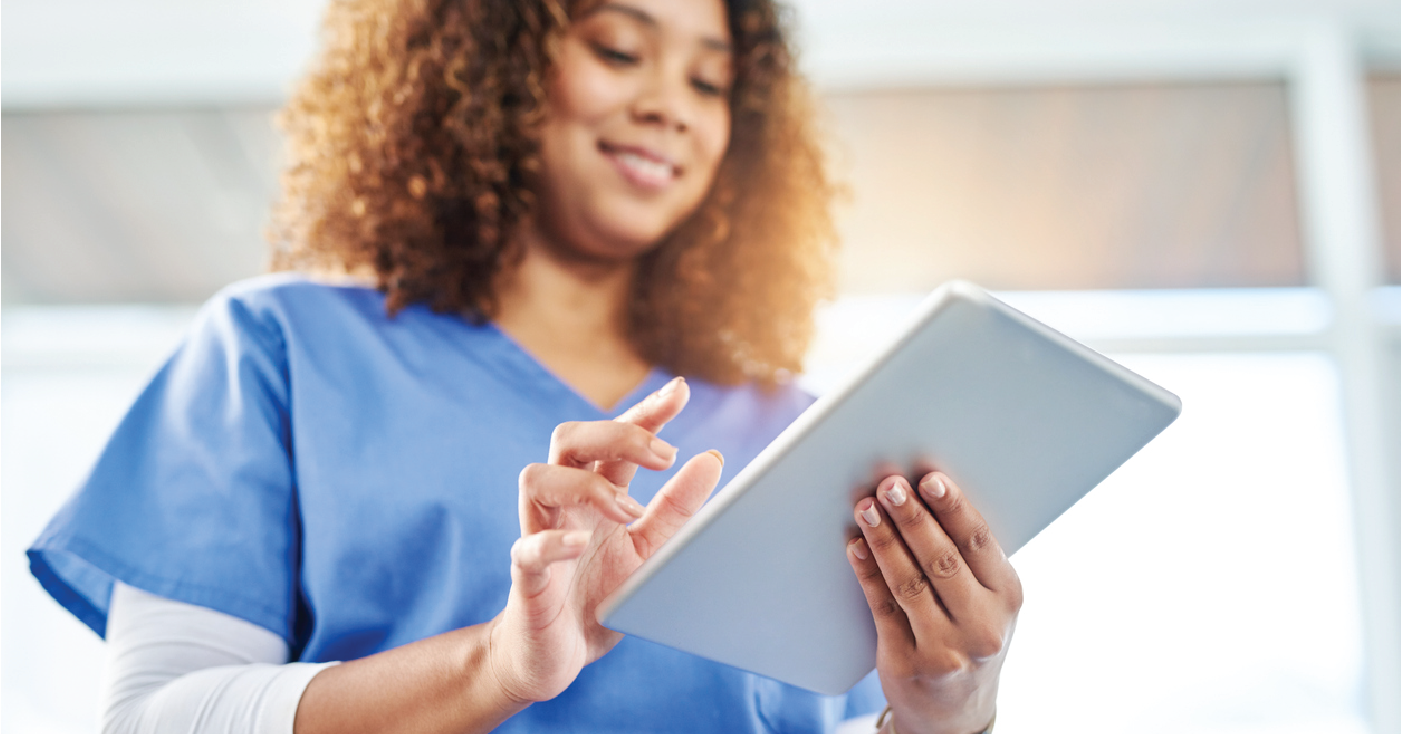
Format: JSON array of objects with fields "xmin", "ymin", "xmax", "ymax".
[{"xmin": 849, "ymin": 471, "xmax": 1023, "ymax": 734}]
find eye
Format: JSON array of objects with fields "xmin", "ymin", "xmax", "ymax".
[
  {"xmin": 592, "ymin": 42, "xmax": 639, "ymax": 66},
  {"xmin": 691, "ymin": 77, "xmax": 727, "ymax": 97}
]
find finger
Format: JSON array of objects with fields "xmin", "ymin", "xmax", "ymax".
[
  {"xmin": 875, "ymin": 475, "xmax": 982, "ymax": 621},
  {"xmin": 547, "ymin": 420, "xmax": 678, "ymax": 473},
  {"xmin": 509, "ymin": 529, "xmax": 591, "ymax": 599},
  {"xmin": 519, "ymin": 463, "xmax": 646, "ymax": 533},
  {"xmin": 918, "ymin": 472, "xmax": 1020, "ymax": 597},
  {"xmin": 600, "ymin": 377, "xmax": 690, "ymax": 488},
  {"xmin": 844, "ymin": 459, "xmax": 906, "ymax": 510},
  {"xmin": 614, "ymin": 376, "xmax": 689, "ymax": 433},
  {"xmin": 846, "ymin": 537, "xmax": 915, "ymax": 651},
  {"xmin": 855, "ymin": 495, "xmax": 950, "ymax": 643},
  {"xmin": 628, "ymin": 450, "xmax": 723, "ymax": 559}
]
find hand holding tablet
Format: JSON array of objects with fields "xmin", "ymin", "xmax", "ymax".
[
  {"xmin": 599, "ymin": 281, "xmax": 1182, "ymax": 694},
  {"xmin": 848, "ymin": 470, "xmax": 1023, "ymax": 734}
]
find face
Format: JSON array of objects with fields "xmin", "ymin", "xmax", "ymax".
[{"xmin": 533, "ymin": 0, "xmax": 734, "ymax": 261}]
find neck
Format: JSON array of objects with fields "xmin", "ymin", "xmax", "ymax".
[
  {"xmin": 492, "ymin": 223, "xmax": 651, "ymax": 410},
  {"xmin": 495, "ymin": 224, "xmax": 638, "ymax": 351}
]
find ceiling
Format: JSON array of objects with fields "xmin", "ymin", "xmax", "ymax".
[
  {"xmin": 4, "ymin": 0, "xmax": 1401, "ymax": 107},
  {"xmin": 3, "ymin": 0, "xmax": 1400, "ymax": 304}
]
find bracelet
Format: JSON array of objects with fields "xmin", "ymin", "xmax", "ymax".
[{"xmin": 873, "ymin": 705, "xmax": 997, "ymax": 734}]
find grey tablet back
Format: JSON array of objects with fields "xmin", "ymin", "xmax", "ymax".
[{"xmin": 599, "ymin": 281, "xmax": 1181, "ymax": 694}]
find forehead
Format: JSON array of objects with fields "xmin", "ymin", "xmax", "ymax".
[{"xmin": 573, "ymin": 0, "xmax": 732, "ymax": 47}]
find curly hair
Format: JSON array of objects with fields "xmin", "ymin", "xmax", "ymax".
[{"xmin": 269, "ymin": 0, "xmax": 837, "ymax": 386}]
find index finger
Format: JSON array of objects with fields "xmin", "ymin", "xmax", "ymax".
[
  {"xmin": 615, "ymin": 376, "xmax": 688, "ymax": 432},
  {"xmin": 599, "ymin": 376, "xmax": 689, "ymax": 488}
]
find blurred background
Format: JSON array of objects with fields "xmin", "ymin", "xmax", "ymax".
[{"xmin": 4, "ymin": 0, "xmax": 1401, "ymax": 732}]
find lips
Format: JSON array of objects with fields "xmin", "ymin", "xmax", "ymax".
[{"xmin": 599, "ymin": 141, "xmax": 680, "ymax": 190}]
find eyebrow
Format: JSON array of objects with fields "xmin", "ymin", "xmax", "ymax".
[{"xmin": 590, "ymin": 2, "xmax": 733, "ymax": 53}]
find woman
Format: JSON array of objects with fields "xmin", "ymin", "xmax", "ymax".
[{"xmin": 28, "ymin": 0, "xmax": 1020, "ymax": 732}]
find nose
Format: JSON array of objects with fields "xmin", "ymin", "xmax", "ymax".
[{"xmin": 631, "ymin": 63, "xmax": 690, "ymax": 134}]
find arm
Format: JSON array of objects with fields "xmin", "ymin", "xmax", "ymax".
[
  {"xmin": 102, "ymin": 583, "xmax": 333, "ymax": 734},
  {"xmin": 289, "ymin": 621, "xmax": 523, "ymax": 734},
  {"xmin": 294, "ymin": 377, "xmax": 721, "ymax": 734},
  {"xmin": 100, "ymin": 584, "xmax": 526, "ymax": 734},
  {"xmin": 100, "ymin": 378, "xmax": 716, "ymax": 734}
]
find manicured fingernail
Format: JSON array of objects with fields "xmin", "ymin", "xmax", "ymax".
[
  {"xmin": 563, "ymin": 530, "xmax": 590, "ymax": 547},
  {"xmin": 860, "ymin": 503, "xmax": 881, "ymax": 527},
  {"xmin": 620, "ymin": 495, "xmax": 646, "ymax": 518},
  {"xmin": 651, "ymin": 437, "xmax": 677, "ymax": 461},
  {"xmin": 850, "ymin": 539, "xmax": 869, "ymax": 560},
  {"xmin": 706, "ymin": 449, "xmax": 724, "ymax": 467},
  {"xmin": 883, "ymin": 478, "xmax": 907, "ymax": 507},
  {"xmin": 921, "ymin": 474, "xmax": 947, "ymax": 500}
]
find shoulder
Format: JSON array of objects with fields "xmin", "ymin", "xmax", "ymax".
[
  {"xmin": 188, "ymin": 273, "xmax": 391, "ymax": 352},
  {"xmin": 191, "ymin": 274, "xmax": 508, "ymax": 397},
  {"xmin": 210, "ymin": 273, "xmax": 383, "ymax": 324},
  {"xmin": 730, "ymin": 379, "xmax": 816, "ymax": 419},
  {"xmin": 680, "ymin": 377, "xmax": 815, "ymax": 449},
  {"xmin": 689, "ymin": 376, "xmax": 815, "ymax": 417}
]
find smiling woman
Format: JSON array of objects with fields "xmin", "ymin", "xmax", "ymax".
[
  {"xmin": 270, "ymin": 0, "xmax": 836, "ymax": 390},
  {"xmin": 25, "ymin": 1, "xmax": 1011, "ymax": 733}
]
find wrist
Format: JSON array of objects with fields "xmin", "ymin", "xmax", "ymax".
[
  {"xmin": 880, "ymin": 679, "xmax": 999, "ymax": 734},
  {"xmin": 877, "ymin": 705, "xmax": 996, "ymax": 734},
  {"xmin": 881, "ymin": 655, "xmax": 1004, "ymax": 734},
  {"xmin": 481, "ymin": 616, "xmax": 538, "ymax": 708}
]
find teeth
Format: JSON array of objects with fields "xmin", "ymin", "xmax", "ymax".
[{"xmin": 615, "ymin": 152, "xmax": 672, "ymax": 182}]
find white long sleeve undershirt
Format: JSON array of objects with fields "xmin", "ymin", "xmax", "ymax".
[
  {"xmin": 101, "ymin": 582, "xmax": 334, "ymax": 734},
  {"xmin": 102, "ymin": 582, "xmax": 880, "ymax": 734}
]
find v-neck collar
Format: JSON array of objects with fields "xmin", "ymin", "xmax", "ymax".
[{"xmin": 481, "ymin": 321, "xmax": 672, "ymax": 419}]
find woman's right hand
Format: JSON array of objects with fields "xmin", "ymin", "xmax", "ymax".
[{"xmin": 485, "ymin": 377, "xmax": 723, "ymax": 705}]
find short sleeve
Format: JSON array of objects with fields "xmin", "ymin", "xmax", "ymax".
[{"xmin": 27, "ymin": 290, "xmax": 302, "ymax": 644}]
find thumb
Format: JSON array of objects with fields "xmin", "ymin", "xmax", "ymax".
[{"xmin": 628, "ymin": 450, "xmax": 724, "ymax": 559}]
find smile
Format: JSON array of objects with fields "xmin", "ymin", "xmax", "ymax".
[{"xmin": 599, "ymin": 142, "xmax": 679, "ymax": 190}]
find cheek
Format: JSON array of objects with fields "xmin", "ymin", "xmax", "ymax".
[
  {"xmin": 696, "ymin": 113, "xmax": 731, "ymax": 182},
  {"xmin": 548, "ymin": 53, "xmax": 628, "ymax": 124}
]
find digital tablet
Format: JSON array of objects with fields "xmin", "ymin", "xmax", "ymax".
[{"xmin": 598, "ymin": 281, "xmax": 1182, "ymax": 695}]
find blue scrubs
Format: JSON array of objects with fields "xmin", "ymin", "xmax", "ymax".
[{"xmin": 28, "ymin": 274, "xmax": 883, "ymax": 732}]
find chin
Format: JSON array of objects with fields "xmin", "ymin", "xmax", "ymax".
[
  {"xmin": 584, "ymin": 207, "xmax": 695, "ymax": 259},
  {"xmin": 581, "ymin": 227, "xmax": 670, "ymax": 262}
]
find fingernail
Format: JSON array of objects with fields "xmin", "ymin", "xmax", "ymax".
[
  {"xmin": 563, "ymin": 530, "xmax": 590, "ymax": 547},
  {"xmin": 921, "ymin": 474, "xmax": 947, "ymax": 500},
  {"xmin": 883, "ymin": 478, "xmax": 907, "ymax": 507},
  {"xmin": 620, "ymin": 495, "xmax": 646, "ymax": 518},
  {"xmin": 651, "ymin": 437, "xmax": 677, "ymax": 461},
  {"xmin": 860, "ymin": 503, "xmax": 881, "ymax": 527},
  {"xmin": 850, "ymin": 539, "xmax": 869, "ymax": 560},
  {"xmin": 706, "ymin": 449, "xmax": 724, "ymax": 467},
  {"xmin": 643, "ymin": 377, "xmax": 683, "ymax": 408}
]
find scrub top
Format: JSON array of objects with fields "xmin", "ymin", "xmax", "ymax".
[{"xmin": 28, "ymin": 274, "xmax": 884, "ymax": 732}]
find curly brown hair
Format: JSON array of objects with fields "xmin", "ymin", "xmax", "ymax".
[{"xmin": 269, "ymin": 0, "xmax": 837, "ymax": 386}]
